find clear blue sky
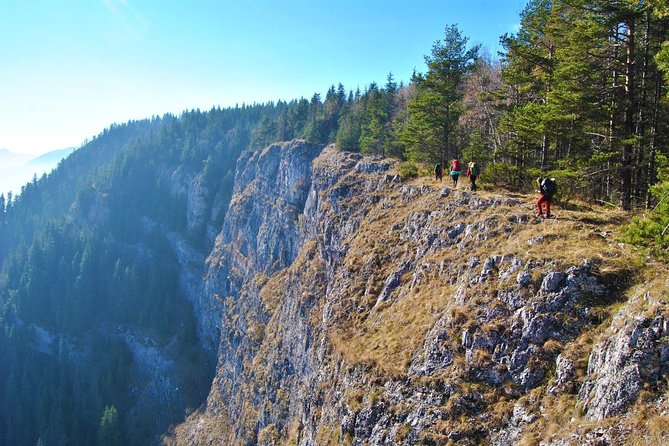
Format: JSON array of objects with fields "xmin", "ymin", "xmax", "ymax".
[{"xmin": 0, "ymin": 0, "xmax": 526, "ymax": 155}]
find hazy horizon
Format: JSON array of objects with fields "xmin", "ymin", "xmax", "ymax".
[{"xmin": 0, "ymin": 147, "xmax": 75, "ymax": 197}]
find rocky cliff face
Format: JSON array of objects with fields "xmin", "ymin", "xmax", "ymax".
[{"xmin": 170, "ymin": 141, "xmax": 669, "ymax": 445}]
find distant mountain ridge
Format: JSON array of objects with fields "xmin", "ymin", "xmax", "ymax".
[
  {"xmin": 27, "ymin": 147, "xmax": 76, "ymax": 166},
  {"xmin": 0, "ymin": 147, "xmax": 75, "ymax": 196},
  {"xmin": 0, "ymin": 148, "xmax": 33, "ymax": 168}
]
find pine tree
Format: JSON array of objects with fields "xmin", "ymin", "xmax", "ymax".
[
  {"xmin": 401, "ymin": 24, "xmax": 479, "ymax": 164},
  {"xmin": 302, "ymin": 93, "xmax": 326, "ymax": 143},
  {"xmin": 98, "ymin": 405, "xmax": 122, "ymax": 446},
  {"xmin": 624, "ymin": 155, "xmax": 669, "ymax": 259},
  {"xmin": 501, "ymin": 0, "xmax": 558, "ymax": 172},
  {"xmin": 359, "ymin": 83, "xmax": 389, "ymax": 156},
  {"xmin": 497, "ymin": 0, "xmax": 669, "ymax": 207},
  {"xmin": 336, "ymin": 99, "xmax": 362, "ymax": 152}
]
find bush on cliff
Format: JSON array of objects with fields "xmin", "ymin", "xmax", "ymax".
[
  {"xmin": 399, "ymin": 161, "xmax": 419, "ymax": 179},
  {"xmin": 623, "ymin": 156, "xmax": 669, "ymax": 261}
]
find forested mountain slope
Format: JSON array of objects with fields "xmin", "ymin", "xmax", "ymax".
[
  {"xmin": 0, "ymin": 91, "xmax": 405, "ymax": 444},
  {"xmin": 0, "ymin": 83, "xmax": 417, "ymax": 445},
  {"xmin": 0, "ymin": 106, "xmax": 272, "ymax": 445}
]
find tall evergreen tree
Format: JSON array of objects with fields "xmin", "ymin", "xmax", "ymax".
[
  {"xmin": 98, "ymin": 405, "xmax": 122, "ymax": 446},
  {"xmin": 303, "ymin": 93, "xmax": 327, "ymax": 143},
  {"xmin": 359, "ymin": 83, "xmax": 389, "ymax": 155},
  {"xmin": 501, "ymin": 0, "xmax": 558, "ymax": 172},
  {"xmin": 401, "ymin": 24, "xmax": 480, "ymax": 164},
  {"xmin": 498, "ymin": 0, "xmax": 668, "ymax": 207},
  {"xmin": 460, "ymin": 57, "xmax": 506, "ymax": 163}
]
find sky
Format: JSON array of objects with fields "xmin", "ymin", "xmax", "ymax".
[{"xmin": 0, "ymin": 0, "xmax": 526, "ymax": 155}]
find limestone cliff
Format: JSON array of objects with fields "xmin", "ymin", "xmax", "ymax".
[{"xmin": 169, "ymin": 141, "xmax": 669, "ymax": 445}]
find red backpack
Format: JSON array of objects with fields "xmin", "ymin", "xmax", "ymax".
[{"xmin": 451, "ymin": 159, "xmax": 460, "ymax": 172}]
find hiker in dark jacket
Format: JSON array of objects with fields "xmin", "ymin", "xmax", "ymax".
[
  {"xmin": 536, "ymin": 177, "xmax": 557, "ymax": 218},
  {"xmin": 450, "ymin": 158, "xmax": 461, "ymax": 187},
  {"xmin": 466, "ymin": 161, "xmax": 480, "ymax": 191},
  {"xmin": 434, "ymin": 163, "xmax": 443, "ymax": 181}
]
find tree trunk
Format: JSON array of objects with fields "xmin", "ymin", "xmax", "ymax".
[
  {"xmin": 646, "ymin": 65, "xmax": 662, "ymax": 208},
  {"xmin": 443, "ymin": 103, "xmax": 450, "ymax": 165},
  {"xmin": 608, "ymin": 24, "xmax": 619, "ymax": 205},
  {"xmin": 541, "ymin": 44, "xmax": 554, "ymax": 172},
  {"xmin": 620, "ymin": 19, "xmax": 635, "ymax": 211},
  {"xmin": 541, "ymin": 134, "xmax": 549, "ymax": 171},
  {"xmin": 634, "ymin": 11, "xmax": 651, "ymax": 206}
]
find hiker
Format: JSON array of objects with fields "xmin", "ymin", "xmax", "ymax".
[
  {"xmin": 466, "ymin": 161, "xmax": 480, "ymax": 191},
  {"xmin": 434, "ymin": 163, "xmax": 443, "ymax": 181},
  {"xmin": 450, "ymin": 158, "xmax": 461, "ymax": 187},
  {"xmin": 536, "ymin": 176, "xmax": 557, "ymax": 218}
]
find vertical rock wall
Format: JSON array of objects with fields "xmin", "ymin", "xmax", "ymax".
[{"xmin": 171, "ymin": 140, "xmax": 669, "ymax": 446}]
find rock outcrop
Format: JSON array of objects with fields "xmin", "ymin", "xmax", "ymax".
[
  {"xmin": 579, "ymin": 292, "xmax": 669, "ymax": 419},
  {"xmin": 169, "ymin": 141, "xmax": 669, "ymax": 445}
]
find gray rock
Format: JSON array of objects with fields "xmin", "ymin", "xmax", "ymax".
[
  {"xmin": 480, "ymin": 256, "xmax": 501, "ymax": 282},
  {"xmin": 498, "ymin": 289, "xmax": 525, "ymax": 310},
  {"xmin": 186, "ymin": 168, "xmax": 211, "ymax": 236},
  {"xmin": 341, "ymin": 414, "xmax": 355, "ymax": 436},
  {"xmin": 376, "ymin": 262, "xmax": 411, "ymax": 305},
  {"xmin": 553, "ymin": 354, "xmax": 577, "ymax": 394},
  {"xmin": 517, "ymin": 271, "xmax": 533, "ymax": 287},
  {"xmin": 420, "ymin": 185, "xmax": 432, "ymax": 195},
  {"xmin": 527, "ymin": 235, "xmax": 545, "ymax": 245},
  {"xmin": 354, "ymin": 402, "xmax": 386, "ymax": 439},
  {"xmin": 448, "ymin": 223, "xmax": 466, "ymax": 239},
  {"xmin": 410, "ymin": 317, "xmax": 454, "ymax": 376},
  {"xmin": 499, "ymin": 257, "xmax": 524, "ymax": 281},
  {"xmin": 357, "ymin": 160, "xmax": 391, "ymax": 173},
  {"xmin": 541, "ymin": 272, "xmax": 567, "ymax": 293},
  {"xmin": 579, "ymin": 313, "xmax": 669, "ymax": 419}
]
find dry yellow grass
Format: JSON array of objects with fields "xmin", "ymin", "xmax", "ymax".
[
  {"xmin": 182, "ymin": 170, "xmax": 668, "ymax": 445},
  {"xmin": 319, "ymin": 175, "xmax": 669, "ymax": 444},
  {"xmin": 628, "ymin": 414, "xmax": 669, "ymax": 446},
  {"xmin": 164, "ymin": 409, "xmax": 234, "ymax": 446},
  {"xmin": 314, "ymin": 426, "xmax": 347, "ymax": 446},
  {"xmin": 332, "ymin": 284, "xmax": 455, "ymax": 376},
  {"xmin": 324, "ymin": 175, "xmax": 637, "ymax": 378},
  {"xmin": 257, "ymin": 424, "xmax": 280, "ymax": 444}
]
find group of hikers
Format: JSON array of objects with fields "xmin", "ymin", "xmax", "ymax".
[
  {"xmin": 434, "ymin": 158, "xmax": 480, "ymax": 192},
  {"xmin": 433, "ymin": 158, "xmax": 558, "ymax": 218}
]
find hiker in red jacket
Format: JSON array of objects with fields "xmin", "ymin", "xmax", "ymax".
[
  {"xmin": 450, "ymin": 158, "xmax": 461, "ymax": 187},
  {"xmin": 536, "ymin": 177, "xmax": 557, "ymax": 218}
]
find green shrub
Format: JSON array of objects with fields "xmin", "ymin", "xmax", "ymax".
[
  {"xmin": 399, "ymin": 161, "xmax": 419, "ymax": 179},
  {"xmin": 543, "ymin": 168, "xmax": 584, "ymax": 203},
  {"xmin": 623, "ymin": 156, "xmax": 669, "ymax": 261},
  {"xmin": 480, "ymin": 162, "xmax": 530, "ymax": 191},
  {"xmin": 481, "ymin": 162, "xmax": 584, "ymax": 201}
]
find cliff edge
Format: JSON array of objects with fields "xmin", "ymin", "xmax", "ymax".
[{"xmin": 168, "ymin": 141, "xmax": 669, "ymax": 446}]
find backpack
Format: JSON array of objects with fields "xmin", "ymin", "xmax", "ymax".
[
  {"xmin": 469, "ymin": 162, "xmax": 480, "ymax": 176},
  {"xmin": 434, "ymin": 163, "xmax": 442, "ymax": 173},
  {"xmin": 541, "ymin": 178, "xmax": 557, "ymax": 196},
  {"xmin": 451, "ymin": 159, "xmax": 461, "ymax": 171}
]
